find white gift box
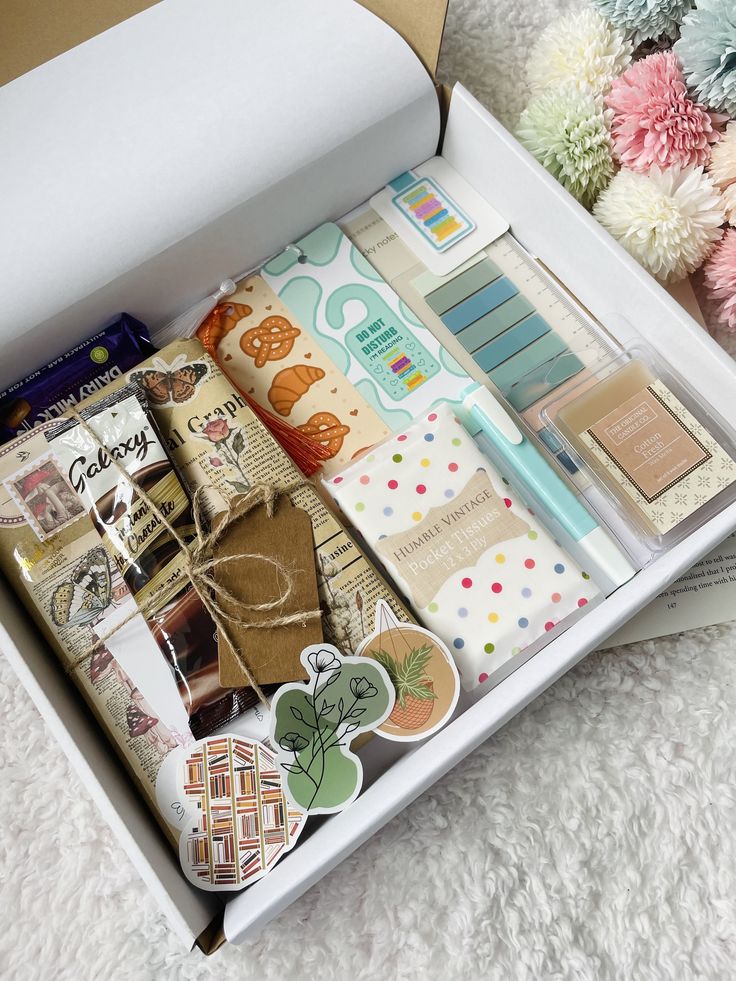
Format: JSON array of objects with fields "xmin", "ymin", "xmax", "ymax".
[{"xmin": 2, "ymin": 0, "xmax": 735, "ymax": 952}]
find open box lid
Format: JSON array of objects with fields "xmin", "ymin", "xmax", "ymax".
[
  {"xmin": 0, "ymin": 0, "xmax": 448, "ymax": 84},
  {"xmin": 0, "ymin": 0, "xmax": 447, "ymax": 390}
]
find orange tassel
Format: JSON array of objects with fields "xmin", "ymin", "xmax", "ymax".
[{"xmin": 197, "ymin": 306, "xmax": 330, "ymax": 477}]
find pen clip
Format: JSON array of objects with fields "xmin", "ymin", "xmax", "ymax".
[{"xmin": 462, "ymin": 386, "xmax": 523, "ymax": 445}]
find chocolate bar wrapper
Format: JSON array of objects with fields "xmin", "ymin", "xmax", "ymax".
[
  {"xmin": 46, "ymin": 385, "xmax": 260, "ymax": 737},
  {"xmin": 88, "ymin": 339, "xmax": 414, "ymax": 656},
  {"xmin": 0, "ymin": 314, "xmax": 154, "ymax": 444},
  {"xmin": 0, "ymin": 424, "xmax": 193, "ymax": 820}
]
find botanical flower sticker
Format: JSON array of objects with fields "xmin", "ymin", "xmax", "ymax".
[
  {"xmin": 271, "ymin": 644, "xmax": 394, "ymax": 814},
  {"xmin": 307, "ymin": 648, "xmax": 341, "ymax": 674},
  {"xmin": 279, "ymin": 732, "xmax": 310, "ymax": 753},
  {"xmin": 349, "ymin": 676, "xmax": 377, "ymax": 700}
]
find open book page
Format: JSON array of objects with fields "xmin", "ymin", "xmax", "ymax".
[
  {"xmin": 0, "ymin": 0, "xmax": 440, "ymax": 388},
  {"xmin": 602, "ymin": 533, "xmax": 736, "ymax": 647}
]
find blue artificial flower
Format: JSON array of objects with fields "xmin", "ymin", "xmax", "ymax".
[
  {"xmin": 675, "ymin": 0, "xmax": 736, "ymax": 116},
  {"xmin": 591, "ymin": 0, "xmax": 693, "ymax": 44}
]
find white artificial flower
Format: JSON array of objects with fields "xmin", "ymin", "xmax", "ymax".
[
  {"xmin": 709, "ymin": 121, "xmax": 736, "ymax": 225},
  {"xmin": 528, "ymin": 9, "xmax": 632, "ymax": 98},
  {"xmin": 593, "ymin": 165, "xmax": 725, "ymax": 281}
]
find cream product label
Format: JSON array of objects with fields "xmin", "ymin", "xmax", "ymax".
[
  {"xmin": 327, "ymin": 404, "xmax": 599, "ymax": 691},
  {"xmin": 376, "ymin": 470, "xmax": 529, "ymax": 608},
  {"xmin": 262, "ymin": 222, "xmax": 471, "ymax": 431},
  {"xmin": 581, "ymin": 379, "xmax": 736, "ymax": 534}
]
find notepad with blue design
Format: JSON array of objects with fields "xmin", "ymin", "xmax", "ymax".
[{"xmin": 341, "ymin": 205, "xmax": 616, "ymax": 476}]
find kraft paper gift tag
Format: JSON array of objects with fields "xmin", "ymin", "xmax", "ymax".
[{"xmin": 216, "ymin": 497, "xmax": 323, "ymax": 687}]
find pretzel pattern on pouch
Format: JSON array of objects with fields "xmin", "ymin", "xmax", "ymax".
[
  {"xmin": 240, "ymin": 316, "xmax": 301, "ymax": 368},
  {"xmin": 297, "ymin": 412, "xmax": 350, "ymax": 459}
]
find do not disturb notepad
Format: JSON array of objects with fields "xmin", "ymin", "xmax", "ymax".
[{"xmin": 262, "ymin": 223, "xmax": 472, "ymax": 432}]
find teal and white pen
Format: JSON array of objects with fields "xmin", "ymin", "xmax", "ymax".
[{"xmin": 461, "ymin": 385, "xmax": 636, "ymax": 589}]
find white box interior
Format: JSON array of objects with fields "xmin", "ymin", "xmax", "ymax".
[
  {"xmin": 221, "ymin": 86, "xmax": 736, "ymax": 944},
  {"xmin": 2, "ymin": 0, "xmax": 736, "ymax": 952}
]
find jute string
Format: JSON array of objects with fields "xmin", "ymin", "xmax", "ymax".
[{"xmin": 63, "ymin": 407, "xmax": 321, "ymax": 709}]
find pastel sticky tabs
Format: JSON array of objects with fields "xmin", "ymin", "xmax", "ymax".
[{"xmin": 327, "ymin": 405, "xmax": 599, "ymax": 691}]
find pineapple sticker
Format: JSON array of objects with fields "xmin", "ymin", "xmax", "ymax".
[{"xmin": 358, "ymin": 601, "xmax": 460, "ymax": 742}]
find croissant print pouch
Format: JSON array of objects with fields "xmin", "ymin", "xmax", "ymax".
[{"xmin": 201, "ymin": 275, "xmax": 391, "ymax": 474}]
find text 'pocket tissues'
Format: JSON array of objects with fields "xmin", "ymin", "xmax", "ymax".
[{"xmin": 327, "ymin": 404, "xmax": 599, "ymax": 690}]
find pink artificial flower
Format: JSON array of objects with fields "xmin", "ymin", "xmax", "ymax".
[
  {"xmin": 209, "ymin": 456, "xmax": 224, "ymax": 467},
  {"xmin": 702, "ymin": 229, "xmax": 736, "ymax": 333},
  {"xmin": 606, "ymin": 51, "xmax": 720, "ymax": 173}
]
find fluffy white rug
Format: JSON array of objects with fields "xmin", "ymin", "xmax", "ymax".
[{"xmin": 3, "ymin": 2, "xmax": 736, "ymax": 978}]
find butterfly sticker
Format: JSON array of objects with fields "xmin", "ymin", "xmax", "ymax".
[
  {"xmin": 130, "ymin": 354, "xmax": 208, "ymax": 406},
  {"xmin": 51, "ymin": 546, "xmax": 113, "ymax": 628}
]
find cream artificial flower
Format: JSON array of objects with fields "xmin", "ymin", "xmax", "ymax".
[
  {"xmin": 593, "ymin": 165, "xmax": 725, "ymax": 281},
  {"xmin": 709, "ymin": 121, "xmax": 736, "ymax": 225},
  {"xmin": 528, "ymin": 9, "xmax": 632, "ymax": 99},
  {"xmin": 518, "ymin": 86, "xmax": 615, "ymax": 209}
]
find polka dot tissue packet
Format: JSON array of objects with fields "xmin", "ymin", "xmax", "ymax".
[{"xmin": 326, "ymin": 404, "xmax": 600, "ymax": 690}]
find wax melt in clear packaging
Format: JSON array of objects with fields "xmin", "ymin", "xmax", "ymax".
[{"xmin": 544, "ymin": 345, "xmax": 736, "ymax": 551}]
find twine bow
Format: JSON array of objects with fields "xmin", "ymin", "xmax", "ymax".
[{"xmin": 64, "ymin": 407, "xmax": 321, "ymax": 709}]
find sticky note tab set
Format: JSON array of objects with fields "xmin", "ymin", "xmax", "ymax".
[{"xmin": 342, "ymin": 185, "xmax": 616, "ymax": 479}]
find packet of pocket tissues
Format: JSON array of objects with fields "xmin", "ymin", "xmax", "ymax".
[{"xmin": 326, "ymin": 404, "xmax": 600, "ymax": 690}]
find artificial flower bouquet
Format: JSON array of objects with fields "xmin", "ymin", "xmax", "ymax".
[{"xmin": 517, "ymin": 0, "xmax": 736, "ymax": 338}]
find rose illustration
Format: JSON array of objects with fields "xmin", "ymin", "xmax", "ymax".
[
  {"xmin": 201, "ymin": 418, "xmax": 231, "ymax": 443},
  {"xmin": 196, "ymin": 418, "xmax": 251, "ymax": 494}
]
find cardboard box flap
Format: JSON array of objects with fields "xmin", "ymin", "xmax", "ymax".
[
  {"xmin": 0, "ymin": 0, "xmax": 440, "ymax": 389},
  {"xmin": 359, "ymin": 0, "xmax": 449, "ymax": 77},
  {"xmin": 0, "ymin": 0, "xmax": 450, "ymax": 87},
  {"xmin": 0, "ymin": 0, "xmax": 158, "ymax": 86}
]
